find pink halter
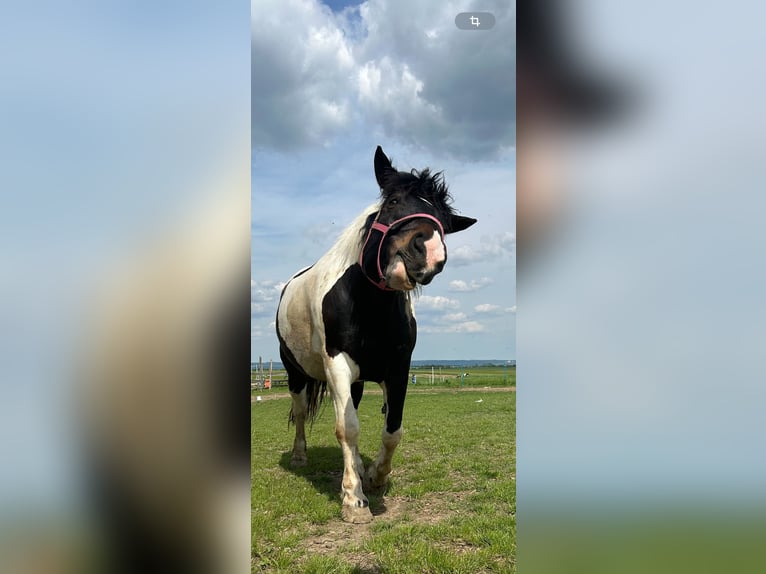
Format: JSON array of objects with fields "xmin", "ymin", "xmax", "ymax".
[{"xmin": 359, "ymin": 212, "xmax": 445, "ymax": 291}]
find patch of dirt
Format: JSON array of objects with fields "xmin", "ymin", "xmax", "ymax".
[
  {"xmin": 251, "ymin": 392, "xmax": 290, "ymax": 402},
  {"xmin": 300, "ymin": 490, "xmax": 474, "ymax": 569},
  {"xmin": 412, "ymin": 490, "xmax": 474, "ymax": 524}
]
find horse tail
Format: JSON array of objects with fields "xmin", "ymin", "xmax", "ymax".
[
  {"xmin": 287, "ymin": 378, "xmax": 328, "ymax": 427},
  {"xmin": 305, "ymin": 379, "xmax": 328, "ymax": 426}
]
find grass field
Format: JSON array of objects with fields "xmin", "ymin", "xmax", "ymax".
[{"xmin": 251, "ymin": 385, "xmax": 516, "ymax": 573}]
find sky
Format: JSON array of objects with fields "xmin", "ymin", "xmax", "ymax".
[{"xmin": 251, "ymin": 0, "xmax": 515, "ymax": 361}]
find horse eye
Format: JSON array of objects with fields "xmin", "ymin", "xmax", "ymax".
[{"xmin": 389, "ymin": 198, "xmax": 398, "ymax": 205}]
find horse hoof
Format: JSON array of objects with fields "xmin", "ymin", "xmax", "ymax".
[
  {"xmin": 342, "ymin": 505, "xmax": 373, "ymax": 524},
  {"xmin": 290, "ymin": 456, "xmax": 307, "ymax": 467}
]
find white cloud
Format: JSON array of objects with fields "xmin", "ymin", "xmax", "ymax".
[
  {"xmin": 450, "ymin": 232, "xmax": 516, "ymax": 267},
  {"xmin": 354, "ymin": 0, "xmax": 515, "ymax": 159},
  {"xmin": 453, "ymin": 321, "xmax": 485, "ymax": 333},
  {"xmin": 473, "ymin": 303, "xmax": 516, "ymax": 315},
  {"xmin": 252, "ymin": 0, "xmax": 515, "ymax": 159},
  {"xmin": 251, "ymin": 279, "xmax": 285, "ymax": 303},
  {"xmin": 448, "ymin": 277, "xmax": 494, "ymax": 292},
  {"xmin": 251, "ymin": 279, "xmax": 285, "ymax": 320},
  {"xmin": 252, "ymin": 0, "xmax": 355, "ymax": 150},
  {"xmin": 420, "ymin": 321, "xmax": 485, "ymax": 334},
  {"xmin": 475, "ymin": 303, "xmax": 501, "ymax": 313},
  {"xmin": 417, "ymin": 309, "xmax": 480, "ymax": 333},
  {"xmin": 413, "ymin": 294, "xmax": 460, "ymax": 310},
  {"xmin": 252, "ymin": 319, "xmax": 277, "ymax": 339},
  {"xmin": 304, "ymin": 221, "xmax": 340, "ymax": 245},
  {"xmin": 355, "ymin": 57, "xmax": 445, "ymax": 147}
]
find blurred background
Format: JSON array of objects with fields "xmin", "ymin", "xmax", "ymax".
[
  {"xmin": 518, "ymin": 0, "xmax": 766, "ymax": 572},
  {"xmin": 0, "ymin": 1, "xmax": 250, "ymax": 572}
]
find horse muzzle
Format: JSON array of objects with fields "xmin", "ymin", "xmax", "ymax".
[{"xmin": 410, "ymin": 261, "xmax": 444, "ymax": 286}]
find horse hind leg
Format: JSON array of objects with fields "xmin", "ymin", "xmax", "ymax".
[{"xmin": 288, "ymin": 384, "xmax": 309, "ymax": 467}]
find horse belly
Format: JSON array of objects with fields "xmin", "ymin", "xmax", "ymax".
[{"xmin": 277, "ymin": 275, "xmax": 326, "ymax": 381}]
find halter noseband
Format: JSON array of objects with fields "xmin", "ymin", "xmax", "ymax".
[{"xmin": 359, "ymin": 212, "xmax": 445, "ymax": 291}]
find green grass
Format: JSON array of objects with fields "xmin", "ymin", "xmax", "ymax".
[
  {"xmin": 408, "ymin": 365, "xmax": 515, "ymax": 388},
  {"xmin": 252, "ymin": 388, "xmax": 515, "ymax": 573}
]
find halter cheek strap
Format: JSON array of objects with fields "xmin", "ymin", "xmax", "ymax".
[{"xmin": 359, "ymin": 212, "xmax": 445, "ymax": 291}]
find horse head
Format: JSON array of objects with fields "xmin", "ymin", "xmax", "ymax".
[{"xmin": 359, "ymin": 146, "xmax": 477, "ymax": 291}]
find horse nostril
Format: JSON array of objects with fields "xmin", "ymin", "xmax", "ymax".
[{"xmin": 412, "ymin": 233, "xmax": 425, "ymax": 255}]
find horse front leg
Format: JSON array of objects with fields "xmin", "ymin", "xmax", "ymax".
[
  {"xmin": 366, "ymin": 378, "xmax": 406, "ymax": 490},
  {"xmin": 326, "ymin": 353, "xmax": 372, "ymax": 524}
]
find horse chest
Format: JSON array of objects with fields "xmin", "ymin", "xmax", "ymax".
[{"xmin": 321, "ymin": 266, "xmax": 415, "ymax": 381}]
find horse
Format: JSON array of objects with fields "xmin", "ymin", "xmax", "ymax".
[{"xmin": 276, "ymin": 146, "xmax": 477, "ymax": 523}]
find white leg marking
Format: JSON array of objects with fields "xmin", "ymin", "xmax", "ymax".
[
  {"xmin": 325, "ymin": 353, "xmax": 372, "ymax": 523},
  {"xmin": 367, "ymin": 427, "xmax": 402, "ymax": 488},
  {"xmin": 366, "ymin": 382, "xmax": 403, "ymax": 488}
]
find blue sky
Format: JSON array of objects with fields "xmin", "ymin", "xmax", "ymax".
[
  {"xmin": 251, "ymin": 0, "xmax": 515, "ymax": 361},
  {"xmin": 322, "ymin": 0, "xmax": 363, "ymax": 10}
]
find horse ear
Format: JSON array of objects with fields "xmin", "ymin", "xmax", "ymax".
[
  {"xmin": 374, "ymin": 146, "xmax": 394, "ymax": 189},
  {"xmin": 447, "ymin": 215, "xmax": 477, "ymax": 234}
]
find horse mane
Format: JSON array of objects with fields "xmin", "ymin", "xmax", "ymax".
[
  {"xmin": 316, "ymin": 202, "xmax": 381, "ymax": 274},
  {"xmin": 382, "ymin": 167, "xmax": 456, "ymax": 225},
  {"xmin": 407, "ymin": 168, "xmax": 452, "ymax": 207}
]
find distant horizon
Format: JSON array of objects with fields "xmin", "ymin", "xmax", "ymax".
[{"xmin": 252, "ymin": 358, "xmax": 516, "ymax": 367}]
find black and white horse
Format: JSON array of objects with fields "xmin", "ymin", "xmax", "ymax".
[{"xmin": 276, "ymin": 146, "xmax": 476, "ymax": 523}]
